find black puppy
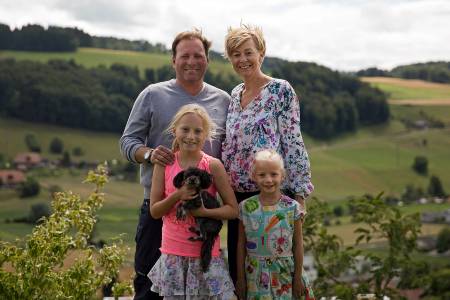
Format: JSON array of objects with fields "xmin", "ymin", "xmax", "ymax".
[{"xmin": 173, "ymin": 167, "xmax": 223, "ymax": 272}]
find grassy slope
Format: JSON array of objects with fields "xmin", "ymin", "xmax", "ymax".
[
  {"xmin": 0, "ymin": 47, "xmax": 234, "ymax": 76},
  {"xmin": 361, "ymin": 76, "xmax": 450, "ymax": 100}
]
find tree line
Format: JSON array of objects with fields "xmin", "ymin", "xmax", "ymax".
[
  {"xmin": 356, "ymin": 61, "xmax": 450, "ymax": 84},
  {"xmin": 0, "ymin": 23, "xmax": 167, "ymax": 53},
  {"xmin": 0, "ymin": 58, "xmax": 389, "ymax": 139},
  {"xmin": 271, "ymin": 60, "xmax": 389, "ymax": 138}
]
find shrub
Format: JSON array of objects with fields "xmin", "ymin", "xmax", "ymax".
[
  {"xmin": 28, "ymin": 203, "xmax": 51, "ymax": 224},
  {"xmin": 72, "ymin": 146, "xmax": 84, "ymax": 156},
  {"xmin": 428, "ymin": 175, "xmax": 446, "ymax": 198},
  {"xmin": 436, "ymin": 227, "xmax": 450, "ymax": 253},
  {"xmin": 0, "ymin": 165, "xmax": 133, "ymax": 299},
  {"xmin": 49, "ymin": 137, "xmax": 64, "ymax": 154},
  {"xmin": 412, "ymin": 155, "xmax": 428, "ymax": 175},
  {"xmin": 17, "ymin": 176, "xmax": 40, "ymax": 198},
  {"xmin": 24, "ymin": 133, "xmax": 41, "ymax": 153}
]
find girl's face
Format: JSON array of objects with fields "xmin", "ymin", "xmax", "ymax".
[
  {"xmin": 174, "ymin": 113, "xmax": 207, "ymax": 152},
  {"xmin": 251, "ymin": 160, "xmax": 285, "ymax": 195}
]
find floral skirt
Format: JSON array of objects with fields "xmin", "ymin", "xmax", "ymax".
[{"xmin": 148, "ymin": 253, "xmax": 235, "ymax": 299}]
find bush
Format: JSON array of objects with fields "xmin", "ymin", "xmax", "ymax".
[
  {"xmin": 49, "ymin": 137, "xmax": 64, "ymax": 154},
  {"xmin": 428, "ymin": 175, "xmax": 446, "ymax": 198},
  {"xmin": 28, "ymin": 203, "xmax": 51, "ymax": 224},
  {"xmin": 333, "ymin": 205, "xmax": 344, "ymax": 217},
  {"xmin": 0, "ymin": 165, "xmax": 133, "ymax": 299},
  {"xmin": 72, "ymin": 146, "xmax": 84, "ymax": 156},
  {"xmin": 412, "ymin": 155, "xmax": 428, "ymax": 175},
  {"xmin": 17, "ymin": 176, "xmax": 40, "ymax": 198},
  {"xmin": 24, "ymin": 133, "xmax": 41, "ymax": 152},
  {"xmin": 61, "ymin": 151, "xmax": 71, "ymax": 167},
  {"xmin": 436, "ymin": 227, "xmax": 450, "ymax": 253}
]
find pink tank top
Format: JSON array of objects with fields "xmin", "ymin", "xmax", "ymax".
[{"xmin": 160, "ymin": 151, "xmax": 220, "ymax": 257}]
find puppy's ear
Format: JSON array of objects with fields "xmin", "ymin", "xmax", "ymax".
[
  {"xmin": 199, "ymin": 170, "xmax": 212, "ymax": 189},
  {"xmin": 173, "ymin": 170, "xmax": 185, "ymax": 188}
]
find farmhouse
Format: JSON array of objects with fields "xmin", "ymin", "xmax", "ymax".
[
  {"xmin": 0, "ymin": 169, "xmax": 26, "ymax": 187},
  {"xmin": 13, "ymin": 152, "xmax": 43, "ymax": 170}
]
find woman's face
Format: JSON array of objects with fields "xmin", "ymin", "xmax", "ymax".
[{"xmin": 229, "ymin": 39, "xmax": 264, "ymax": 79}]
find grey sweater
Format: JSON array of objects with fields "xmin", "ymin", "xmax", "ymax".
[{"xmin": 119, "ymin": 79, "xmax": 230, "ymax": 198}]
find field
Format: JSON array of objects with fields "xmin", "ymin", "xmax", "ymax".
[{"xmin": 0, "ymin": 47, "xmax": 234, "ymax": 76}]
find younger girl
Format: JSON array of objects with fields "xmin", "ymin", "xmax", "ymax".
[
  {"xmin": 236, "ymin": 150, "xmax": 315, "ymax": 300},
  {"xmin": 148, "ymin": 104, "xmax": 238, "ymax": 299}
]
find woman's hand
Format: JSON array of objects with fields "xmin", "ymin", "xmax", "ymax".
[
  {"xmin": 190, "ymin": 202, "xmax": 208, "ymax": 217},
  {"xmin": 176, "ymin": 184, "xmax": 198, "ymax": 202},
  {"xmin": 235, "ymin": 278, "xmax": 246, "ymax": 300},
  {"xmin": 293, "ymin": 277, "xmax": 305, "ymax": 299}
]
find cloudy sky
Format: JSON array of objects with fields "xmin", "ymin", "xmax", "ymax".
[{"xmin": 1, "ymin": 0, "xmax": 449, "ymax": 71}]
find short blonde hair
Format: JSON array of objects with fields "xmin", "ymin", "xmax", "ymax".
[
  {"xmin": 252, "ymin": 149, "xmax": 285, "ymax": 173},
  {"xmin": 166, "ymin": 104, "xmax": 217, "ymax": 151},
  {"xmin": 224, "ymin": 24, "xmax": 266, "ymax": 60}
]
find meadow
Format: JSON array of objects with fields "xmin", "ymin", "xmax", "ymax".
[{"xmin": 0, "ymin": 47, "xmax": 234, "ymax": 76}]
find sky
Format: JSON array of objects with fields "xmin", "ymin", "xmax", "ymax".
[{"xmin": 1, "ymin": 0, "xmax": 449, "ymax": 71}]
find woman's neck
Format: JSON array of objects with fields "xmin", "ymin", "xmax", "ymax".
[
  {"xmin": 259, "ymin": 191, "xmax": 282, "ymax": 206},
  {"xmin": 177, "ymin": 150, "xmax": 203, "ymax": 169},
  {"xmin": 243, "ymin": 72, "xmax": 271, "ymax": 92}
]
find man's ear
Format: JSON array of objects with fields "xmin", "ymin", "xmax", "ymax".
[
  {"xmin": 173, "ymin": 170, "xmax": 185, "ymax": 188},
  {"xmin": 199, "ymin": 170, "xmax": 212, "ymax": 189}
]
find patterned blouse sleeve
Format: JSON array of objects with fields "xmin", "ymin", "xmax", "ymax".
[
  {"xmin": 277, "ymin": 81, "xmax": 314, "ymax": 199},
  {"xmin": 294, "ymin": 201, "xmax": 306, "ymax": 221}
]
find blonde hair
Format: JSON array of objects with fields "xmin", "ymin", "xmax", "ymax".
[
  {"xmin": 224, "ymin": 23, "xmax": 266, "ymax": 60},
  {"xmin": 166, "ymin": 104, "xmax": 217, "ymax": 151},
  {"xmin": 252, "ymin": 149, "xmax": 285, "ymax": 173}
]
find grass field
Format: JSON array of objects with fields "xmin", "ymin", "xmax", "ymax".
[
  {"xmin": 361, "ymin": 76, "xmax": 450, "ymax": 101},
  {"xmin": 0, "ymin": 47, "xmax": 234, "ymax": 76}
]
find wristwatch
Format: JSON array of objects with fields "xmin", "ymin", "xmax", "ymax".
[{"xmin": 144, "ymin": 149, "xmax": 154, "ymax": 163}]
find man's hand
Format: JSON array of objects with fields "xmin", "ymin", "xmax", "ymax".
[
  {"xmin": 235, "ymin": 278, "xmax": 246, "ymax": 300},
  {"xmin": 151, "ymin": 145, "xmax": 175, "ymax": 166}
]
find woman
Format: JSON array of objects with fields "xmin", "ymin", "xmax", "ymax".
[{"xmin": 222, "ymin": 24, "xmax": 314, "ymax": 285}]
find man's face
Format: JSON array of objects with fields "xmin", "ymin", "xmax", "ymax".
[{"xmin": 172, "ymin": 38, "xmax": 208, "ymax": 85}]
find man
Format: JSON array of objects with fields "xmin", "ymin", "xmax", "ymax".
[{"xmin": 119, "ymin": 29, "xmax": 230, "ymax": 299}]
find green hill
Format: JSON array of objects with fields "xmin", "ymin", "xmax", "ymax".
[{"xmin": 0, "ymin": 47, "xmax": 234, "ymax": 76}]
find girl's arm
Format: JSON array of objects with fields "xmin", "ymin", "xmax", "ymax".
[
  {"xmin": 236, "ymin": 220, "xmax": 247, "ymax": 300},
  {"xmin": 293, "ymin": 218, "xmax": 305, "ymax": 298},
  {"xmin": 149, "ymin": 164, "xmax": 197, "ymax": 219},
  {"xmin": 192, "ymin": 158, "xmax": 238, "ymax": 220}
]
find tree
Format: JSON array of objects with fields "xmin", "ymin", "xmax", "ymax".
[
  {"xmin": 0, "ymin": 165, "xmax": 133, "ymax": 299},
  {"xmin": 304, "ymin": 194, "xmax": 422, "ymax": 298},
  {"xmin": 17, "ymin": 177, "xmax": 40, "ymax": 198},
  {"xmin": 333, "ymin": 205, "xmax": 344, "ymax": 217},
  {"xmin": 24, "ymin": 133, "xmax": 41, "ymax": 152},
  {"xmin": 412, "ymin": 155, "xmax": 428, "ymax": 175},
  {"xmin": 436, "ymin": 227, "xmax": 450, "ymax": 253},
  {"xmin": 428, "ymin": 175, "xmax": 446, "ymax": 198},
  {"xmin": 61, "ymin": 151, "xmax": 71, "ymax": 167},
  {"xmin": 49, "ymin": 137, "xmax": 64, "ymax": 154}
]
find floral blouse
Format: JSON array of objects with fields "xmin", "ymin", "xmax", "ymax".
[{"xmin": 222, "ymin": 78, "xmax": 314, "ymax": 198}]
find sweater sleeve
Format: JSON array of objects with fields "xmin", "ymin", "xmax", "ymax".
[
  {"xmin": 119, "ymin": 87, "xmax": 152, "ymax": 163},
  {"xmin": 277, "ymin": 81, "xmax": 314, "ymax": 199}
]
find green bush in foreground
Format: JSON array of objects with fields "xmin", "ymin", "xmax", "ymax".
[{"xmin": 0, "ymin": 164, "xmax": 132, "ymax": 299}]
